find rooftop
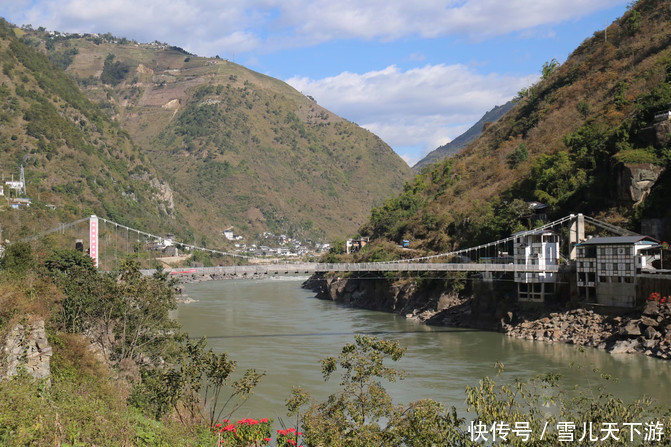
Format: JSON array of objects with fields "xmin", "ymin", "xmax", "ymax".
[{"xmin": 577, "ymin": 235, "xmax": 658, "ymax": 246}]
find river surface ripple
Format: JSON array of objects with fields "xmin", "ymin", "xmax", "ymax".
[{"xmin": 176, "ymin": 278, "xmax": 671, "ymax": 422}]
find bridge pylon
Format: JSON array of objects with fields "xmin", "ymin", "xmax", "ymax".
[
  {"xmin": 89, "ymin": 215, "xmax": 99, "ymax": 268},
  {"xmin": 569, "ymin": 213, "xmax": 585, "ymax": 260}
]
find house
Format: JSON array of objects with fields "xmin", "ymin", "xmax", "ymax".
[
  {"xmin": 527, "ymin": 201, "xmax": 548, "ymax": 222},
  {"xmin": 9, "ymin": 198, "xmax": 31, "ymax": 209},
  {"xmin": 513, "ymin": 230, "xmax": 559, "ymax": 302},
  {"xmin": 575, "ymin": 235, "xmax": 659, "ymax": 307},
  {"xmin": 223, "ymin": 227, "xmax": 244, "ymax": 241},
  {"xmin": 346, "ymin": 237, "xmax": 369, "ymax": 254}
]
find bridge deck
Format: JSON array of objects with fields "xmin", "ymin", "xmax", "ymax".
[{"xmin": 142, "ymin": 263, "xmax": 560, "ymax": 277}]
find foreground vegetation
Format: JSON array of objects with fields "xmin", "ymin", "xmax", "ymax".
[
  {"xmin": 0, "ymin": 242, "xmax": 669, "ymax": 446},
  {"xmin": 0, "ymin": 243, "xmax": 256, "ymax": 445}
]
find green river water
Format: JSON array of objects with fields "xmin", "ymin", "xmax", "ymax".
[{"xmin": 175, "ymin": 278, "xmax": 671, "ymax": 425}]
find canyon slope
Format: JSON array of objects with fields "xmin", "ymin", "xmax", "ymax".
[
  {"xmin": 358, "ymin": 0, "xmax": 671, "ymax": 254},
  {"xmin": 20, "ymin": 29, "xmax": 411, "ymax": 242}
]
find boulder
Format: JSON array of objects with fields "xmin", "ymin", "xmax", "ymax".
[
  {"xmin": 640, "ymin": 316, "xmax": 659, "ymax": 327},
  {"xmin": 616, "ymin": 163, "xmax": 665, "ymax": 205},
  {"xmin": 2, "ymin": 320, "xmax": 52, "ymax": 382},
  {"xmin": 643, "ymin": 301, "xmax": 660, "ymax": 317},
  {"xmin": 620, "ymin": 320, "xmax": 642, "ymax": 337},
  {"xmin": 608, "ymin": 339, "xmax": 640, "ymax": 354},
  {"xmin": 644, "ymin": 326, "xmax": 661, "ymax": 340}
]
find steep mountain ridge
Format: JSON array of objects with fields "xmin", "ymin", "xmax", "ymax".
[
  {"xmin": 21, "ymin": 30, "xmax": 411, "ymax": 242},
  {"xmin": 358, "ymin": 0, "xmax": 671, "ymax": 254},
  {"xmin": 413, "ymin": 100, "xmax": 516, "ymax": 172},
  {"xmin": 0, "ymin": 20, "xmax": 181, "ymax": 241}
]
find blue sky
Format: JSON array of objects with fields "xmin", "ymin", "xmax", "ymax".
[{"xmin": 1, "ymin": 0, "xmax": 631, "ymax": 166}]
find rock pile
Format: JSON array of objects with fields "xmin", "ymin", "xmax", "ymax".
[
  {"xmin": 503, "ymin": 309, "xmax": 613, "ymax": 347},
  {"xmin": 609, "ymin": 301, "xmax": 671, "ymax": 359},
  {"xmin": 502, "ymin": 301, "xmax": 671, "ymax": 360}
]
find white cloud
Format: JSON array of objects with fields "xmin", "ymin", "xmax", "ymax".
[
  {"xmin": 277, "ymin": 0, "xmax": 626, "ymax": 42},
  {"xmin": 287, "ymin": 64, "xmax": 536, "ymax": 158},
  {"xmin": 3, "ymin": 0, "xmax": 627, "ymax": 56},
  {"xmin": 15, "ymin": 0, "xmax": 251, "ymax": 56}
]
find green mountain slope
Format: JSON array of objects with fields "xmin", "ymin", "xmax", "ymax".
[
  {"xmin": 0, "ymin": 20, "xmax": 180, "ymax": 240},
  {"xmin": 23, "ymin": 31, "xmax": 411, "ymax": 242},
  {"xmin": 359, "ymin": 0, "xmax": 671, "ymax": 254}
]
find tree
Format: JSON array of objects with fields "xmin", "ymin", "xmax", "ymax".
[
  {"xmin": 130, "ymin": 336, "xmax": 263, "ymax": 425},
  {"xmin": 100, "ymin": 53, "xmax": 130, "ymax": 86},
  {"xmin": 44, "ymin": 248, "xmax": 95, "ymax": 274},
  {"xmin": 0, "ymin": 242, "xmax": 35, "ymax": 274},
  {"xmin": 626, "ymin": 9, "xmax": 642, "ymax": 35},
  {"xmin": 531, "ymin": 152, "xmax": 586, "ymax": 207},
  {"xmin": 541, "ymin": 59, "xmax": 559, "ymax": 80},
  {"xmin": 287, "ymin": 336, "xmax": 470, "ymax": 446},
  {"xmin": 46, "ymin": 249, "xmax": 103, "ymax": 333},
  {"xmin": 506, "ymin": 143, "xmax": 529, "ymax": 168},
  {"xmin": 113, "ymin": 259, "xmax": 179, "ymax": 364}
]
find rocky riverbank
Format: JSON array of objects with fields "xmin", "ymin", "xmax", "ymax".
[
  {"xmin": 502, "ymin": 301, "xmax": 671, "ymax": 359},
  {"xmin": 303, "ymin": 274, "xmax": 671, "ymax": 360}
]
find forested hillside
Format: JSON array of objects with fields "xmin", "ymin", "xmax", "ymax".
[
  {"xmin": 358, "ymin": 0, "xmax": 671, "ymax": 255},
  {"xmin": 19, "ymin": 29, "xmax": 411, "ymax": 243},
  {"xmin": 0, "ymin": 20, "xmax": 180, "ymax": 241}
]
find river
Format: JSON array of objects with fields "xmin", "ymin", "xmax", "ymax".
[{"xmin": 175, "ymin": 278, "xmax": 671, "ymax": 424}]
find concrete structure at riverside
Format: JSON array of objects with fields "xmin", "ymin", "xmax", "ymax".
[
  {"xmin": 514, "ymin": 230, "xmax": 560, "ymax": 303},
  {"xmin": 575, "ymin": 235, "xmax": 660, "ymax": 307}
]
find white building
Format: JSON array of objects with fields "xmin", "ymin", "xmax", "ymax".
[
  {"xmin": 514, "ymin": 230, "xmax": 559, "ymax": 302},
  {"xmin": 5, "ymin": 181, "xmax": 24, "ymax": 193},
  {"xmin": 575, "ymin": 235, "xmax": 659, "ymax": 307}
]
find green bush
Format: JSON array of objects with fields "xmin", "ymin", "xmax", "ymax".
[
  {"xmin": 100, "ymin": 53, "xmax": 130, "ymax": 86},
  {"xmin": 613, "ymin": 148, "xmax": 661, "ymax": 164}
]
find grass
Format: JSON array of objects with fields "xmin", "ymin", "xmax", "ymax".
[{"xmin": 614, "ymin": 148, "xmax": 662, "ymax": 164}]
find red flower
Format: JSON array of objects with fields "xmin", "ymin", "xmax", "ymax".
[
  {"xmin": 260, "ymin": 418, "xmax": 269, "ymax": 423},
  {"xmin": 263, "ymin": 438, "xmax": 271, "ymax": 442}
]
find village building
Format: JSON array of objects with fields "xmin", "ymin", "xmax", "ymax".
[
  {"xmin": 346, "ymin": 237, "xmax": 369, "ymax": 254},
  {"xmin": 575, "ymin": 235, "xmax": 659, "ymax": 307},
  {"xmin": 514, "ymin": 229, "xmax": 560, "ymax": 302},
  {"xmin": 9, "ymin": 197, "xmax": 31, "ymax": 209}
]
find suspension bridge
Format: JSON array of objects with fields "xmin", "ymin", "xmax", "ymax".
[{"xmin": 11, "ymin": 213, "xmax": 640, "ymax": 279}]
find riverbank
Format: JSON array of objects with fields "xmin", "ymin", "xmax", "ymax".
[{"xmin": 302, "ymin": 274, "xmax": 671, "ymax": 360}]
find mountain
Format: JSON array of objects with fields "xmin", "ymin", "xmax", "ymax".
[
  {"xmin": 0, "ymin": 20, "xmax": 182, "ymax": 241},
  {"xmin": 412, "ymin": 100, "xmax": 516, "ymax": 172},
  {"xmin": 358, "ymin": 0, "xmax": 671, "ymax": 254},
  {"xmin": 19, "ymin": 29, "xmax": 411, "ymax": 243}
]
